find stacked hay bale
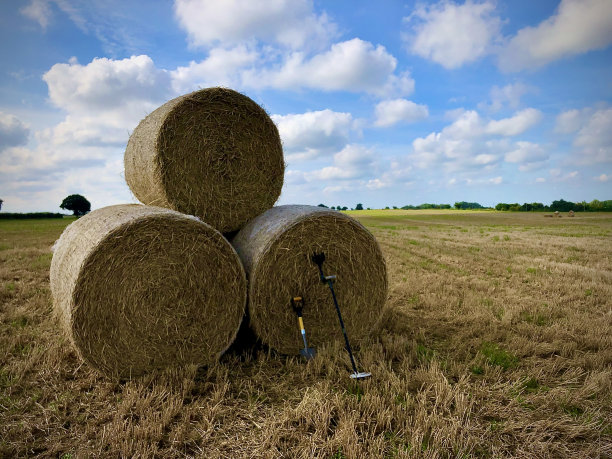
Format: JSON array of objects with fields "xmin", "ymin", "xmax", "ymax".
[
  {"xmin": 124, "ymin": 87, "xmax": 285, "ymax": 233},
  {"xmin": 232, "ymin": 205, "xmax": 387, "ymax": 355},
  {"xmin": 50, "ymin": 205, "xmax": 246, "ymax": 379},
  {"xmin": 51, "ymin": 86, "xmax": 387, "ymax": 377}
]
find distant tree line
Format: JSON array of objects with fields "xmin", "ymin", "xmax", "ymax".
[
  {"xmin": 316, "ymin": 199, "xmax": 611, "ymax": 212},
  {"xmin": 317, "ymin": 202, "xmax": 484, "ymax": 210},
  {"xmin": 0, "ymin": 212, "xmax": 65, "ymax": 219},
  {"xmin": 495, "ymin": 199, "xmax": 612, "ymax": 212},
  {"xmin": 401, "ymin": 203, "xmax": 452, "ymax": 209},
  {"xmin": 453, "ymin": 201, "xmax": 485, "ymax": 209}
]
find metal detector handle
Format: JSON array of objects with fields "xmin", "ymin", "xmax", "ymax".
[
  {"xmin": 312, "ymin": 252, "xmax": 328, "ymax": 283},
  {"xmin": 311, "ymin": 252, "xmax": 361, "ymax": 376}
]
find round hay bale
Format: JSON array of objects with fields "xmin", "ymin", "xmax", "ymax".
[
  {"xmin": 50, "ymin": 204, "xmax": 246, "ymax": 379},
  {"xmin": 124, "ymin": 87, "xmax": 285, "ymax": 233},
  {"xmin": 231, "ymin": 205, "xmax": 387, "ymax": 355}
]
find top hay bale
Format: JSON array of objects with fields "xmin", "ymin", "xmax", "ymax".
[
  {"xmin": 124, "ymin": 87, "xmax": 285, "ymax": 233},
  {"xmin": 232, "ymin": 205, "xmax": 388, "ymax": 355},
  {"xmin": 50, "ymin": 204, "xmax": 247, "ymax": 379}
]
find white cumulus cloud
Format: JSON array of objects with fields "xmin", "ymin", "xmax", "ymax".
[
  {"xmin": 486, "ymin": 108, "xmax": 542, "ymax": 136},
  {"xmin": 171, "ymin": 46, "xmax": 258, "ymax": 93},
  {"xmin": 42, "ymin": 55, "xmax": 172, "ymax": 145},
  {"xmin": 174, "ymin": 0, "xmax": 336, "ymax": 50},
  {"xmin": 307, "ymin": 144, "xmax": 376, "ymax": 181},
  {"xmin": 0, "ymin": 113, "xmax": 30, "ymax": 149},
  {"xmin": 20, "ymin": 0, "xmax": 52, "ymax": 30},
  {"xmin": 555, "ymin": 108, "xmax": 589, "ymax": 134},
  {"xmin": 374, "ymin": 99, "xmax": 428, "ymax": 127},
  {"xmin": 404, "ymin": 0, "xmax": 502, "ymax": 69},
  {"xmin": 573, "ymin": 108, "xmax": 612, "ymax": 164},
  {"xmin": 242, "ymin": 38, "xmax": 414, "ymax": 97},
  {"xmin": 499, "ymin": 0, "xmax": 612, "ymax": 72},
  {"xmin": 504, "ymin": 141, "xmax": 549, "ymax": 171},
  {"xmin": 271, "ymin": 109, "xmax": 355, "ymax": 161},
  {"xmin": 480, "ymin": 82, "xmax": 528, "ymax": 112},
  {"xmin": 410, "ymin": 108, "xmax": 547, "ymax": 175}
]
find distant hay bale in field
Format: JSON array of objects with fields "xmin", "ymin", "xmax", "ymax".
[
  {"xmin": 231, "ymin": 205, "xmax": 387, "ymax": 355},
  {"xmin": 124, "ymin": 87, "xmax": 285, "ymax": 233},
  {"xmin": 50, "ymin": 204, "xmax": 246, "ymax": 379},
  {"xmin": 568, "ymin": 210, "xmax": 575, "ymax": 217},
  {"xmin": 554, "ymin": 211, "xmax": 561, "ymax": 218}
]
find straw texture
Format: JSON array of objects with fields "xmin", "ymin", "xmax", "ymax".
[
  {"xmin": 50, "ymin": 204, "xmax": 247, "ymax": 379},
  {"xmin": 124, "ymin": 87, "xmax": 284, "ymax": 233},
  {"xmin": 232, "ymin": 205, "xmax": 388, "ymax": 355}
]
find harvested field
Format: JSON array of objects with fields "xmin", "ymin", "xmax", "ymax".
[{"xmin": 1, "ymin": 211, "xmax": 610, "ymax": 457}]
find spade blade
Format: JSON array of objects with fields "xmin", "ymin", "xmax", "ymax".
[{"xmin": 299, "ymin": 348, "xmax": 316, "ymax": 360}]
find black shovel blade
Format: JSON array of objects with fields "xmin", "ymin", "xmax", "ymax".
[{"xmin": 299, "ymin": 348, "xmax": 316, "ymax": 360}]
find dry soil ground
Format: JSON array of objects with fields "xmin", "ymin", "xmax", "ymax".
[{"xmin": 0, "ymin": 210, "xmax": 610, "ymax": 458}]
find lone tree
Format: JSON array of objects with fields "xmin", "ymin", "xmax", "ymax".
[
  {"xmin": 355, "ymin": 203, "xmax": 364, "ymax": 210},
  {"xmin": 60, "ymin": 194, "xmax": 91, "ymax": 217}
]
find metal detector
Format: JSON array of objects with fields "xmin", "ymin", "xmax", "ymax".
[{"xmin": 311, "ymin": 252, "xmax": 371, "ymax": 380}]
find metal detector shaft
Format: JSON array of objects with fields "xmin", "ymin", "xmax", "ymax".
[{"xmin": 314, "ymin": 259, "xmax": 360, "ymax": 375}]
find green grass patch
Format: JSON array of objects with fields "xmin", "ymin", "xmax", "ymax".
[
  {"xmin": 520, "ymin": 310, "xmax": 548, "ymax": 326},
  {"xmin": 489, "ymin": 420, "xmax": 504, "ymax": 432},
  {"xmin": 10, "ymin": 316, "xmax": 29, "ymax": 328},
  {"xmin": 345, "ymin": 382, "xmax": 365, "ymax": 402},
  {"xmin": 526, "ymin": 267, "xmax": 537, "ymax": 274},
  {"xmin": 31, "ymin": 253, "xmax": 53, "ymax": 269},
  {"xmin": 480, "ymin": 342, "xmax": 518, "ymax": 370},
  {"xmin": 522, "ymin": 377, "xmax": 541, "ymax": 393},
  {"xmin": 12, "ymin": 343, "xmax": 31, "ymax": 357},
  {"xmin": 384, "ymin": 431, "xmax": 411, "ymax": 456},
  {"xmin": 394, "ymin": 394, "xmax": 408, "ymax": 408},
  {"xmin": 416, "ymin": 343, "xmax": 435, "ymax": 363},
  {"xmin": 563, "ymin": 404, "xmax": 584, "ymax": 418},
  {"xmin": 0, "ymin": 369, "xmax": 16, "ymax": 389}
]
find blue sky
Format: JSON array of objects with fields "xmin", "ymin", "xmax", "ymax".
[{"xmin": 0, "ymin": 0, "xmax": 611, "ymax": 212}]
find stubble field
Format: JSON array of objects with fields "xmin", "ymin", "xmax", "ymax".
[{"xmin": 0, "ymin": 210, "xmax": 610, "ymax": 458}]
